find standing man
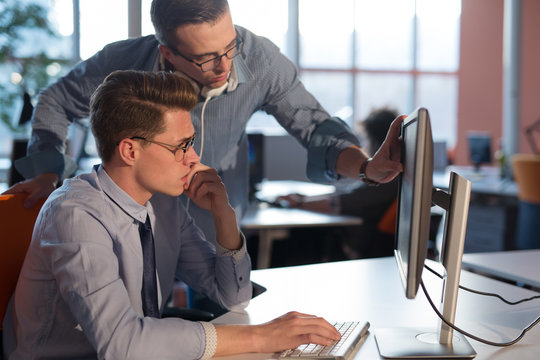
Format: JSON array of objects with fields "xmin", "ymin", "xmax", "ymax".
[
  {"xmin": 3, "ymin": 70, "xmax": 341, "ymax": 359},
  {"xmin": 6, "ymin": 0, "xmax": 403, "ymax": 242}
]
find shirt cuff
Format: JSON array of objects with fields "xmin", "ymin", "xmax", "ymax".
[
  {"xmin": 306, "ymin": 117, "xmax": 360, "ymax": 183},
  {"xmin": 199, "ymin": 322, "xmax": 218, "ymax": 359},
  {"xmin": 215, "ymin": 232, "xmax": 247, "ymax": 262},
  {"xmin": 14, "ymin": 150, "xmax": 77, "ymax": 180}
]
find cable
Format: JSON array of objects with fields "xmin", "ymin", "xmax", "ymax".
[
  {"xmin": 424, "ymin": 264, "xmax": 540, "ymax": 305},
  {"xmin": 185, "ymin": 95, "xmax": 211, "ymax": 214},
  {"xmin": 420, "ymin": 280, "xmax": 540, "ymax": 346}
]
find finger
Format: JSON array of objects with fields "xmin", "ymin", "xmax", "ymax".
[
  {"xmin": 288, "ymin": 316, "xmax": 342, "ymax": 339},
  {"xmin": 185, "ymin": 165, "xmax": 215, "ymax": 188},
  {"xmin": 2, "ymin": 182, "xmax": 29, "ymax": 195},
  {"xmin": 288, "ymin": 324, "xmax": 341, "ymax": 344},
  {"xmin": 23, "ymin": 195, "xmax": 40, "ymax": 208},
  {"xmin": 186, "ymin": 171, "xmax": 222, "ymax": 196}
]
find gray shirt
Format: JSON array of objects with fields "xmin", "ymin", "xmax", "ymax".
[
  {"xmin": 3, "ymin": 165, "xmax": 252, "ymax": 359},
  {"xmin": 22, "ymin": 26, "xmax": 360, "ymax": 242}
]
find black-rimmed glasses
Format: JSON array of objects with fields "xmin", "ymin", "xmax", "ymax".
[
  {"xmin": 130, "ymin": 134, "xmax": 196, "ymax": 161},
  {"xmin": 169, "ymin": 36, "xmax": 244, "ymax": 72}
]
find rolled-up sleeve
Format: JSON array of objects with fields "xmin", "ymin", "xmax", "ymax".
[{"xmin": 255, "ymin": 37, "xmax": 360, "ymax": 183}]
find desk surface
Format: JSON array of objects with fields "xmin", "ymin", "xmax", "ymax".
[
  {"xmin": 241, "ymin": 205, "xmax": 363, "ymax": 229},
  {"xmin": 214, "ymin": 257, "xmax": 540, "ymax": 360},
  {"xmin": 462, "ymin": 250, "xmax": 540, "ymax": 289},
  {"xmin": 254, "ymin": 180, "xmax": 336, "ymax": 204},
  {"xmin": 433, "ymin": 166, "xmax": 518, "ymax": 197}
]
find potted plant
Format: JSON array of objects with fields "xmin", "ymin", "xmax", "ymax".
[{"xmin": 0, "ymin": 0, "xmax": 71, "ymax": 185}]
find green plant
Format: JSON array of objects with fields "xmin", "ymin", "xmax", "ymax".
[{"xmin": 0, "ymin": 0, "xmax": 69, "ymax": 133}]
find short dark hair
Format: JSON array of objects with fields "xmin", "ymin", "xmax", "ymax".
[
  {"xmin": 361, "ymin": 108, "xmax": 398, "ymax": 154},
  {"xmin": 151, "ymin": 0, "xmax": 229, "ymax": 48},
  {"xmin": 90, "ymin": 70, "xmax": 198, "ymax": 162}
]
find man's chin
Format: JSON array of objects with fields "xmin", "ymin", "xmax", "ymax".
[{"xmin": 163, "ymin": 188, "xmax": 184, "ymax": 198}]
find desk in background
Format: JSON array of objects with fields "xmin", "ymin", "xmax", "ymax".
[
  {"xmin": 434, "ymin": 166, "xmax": 519, "ymax": 252},
  {"xmin": 242, "ymin": 205, "xmax": 362, "ymax": 269},
  {"xmin": 462, "ymin": 249, "xmax": 540, "ymax": 290},
  {"xmin": 243, "ymin": 180, "xmax": 363, "ymax": 269},
  {"xmin": 214, "ymin": 257, "xmax": 540, "ymax": 359}
]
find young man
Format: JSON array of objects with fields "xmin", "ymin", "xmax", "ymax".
[
  {"xmin": 2, "ymin": 71, "xmax": 340, "ymax": 359},
  {"xmin": 6, "ymin": 0, "xmax": 403, "ymax": 243}
]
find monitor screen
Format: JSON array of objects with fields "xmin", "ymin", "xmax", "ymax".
[
  {"xmin": 467, "ymin": 132, "xmax": 492, "ymax": 169},
  {"xmin": 247, "ymin": 133, "xmax": 264, "ymax": 198},
  {"xmin": 395, "ymin": 107, "xmax": 433, "ymax": 299}
]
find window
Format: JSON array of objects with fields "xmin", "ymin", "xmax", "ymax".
[
  {"xmin": 0, "ymin": 0, "xmax": 461, "ymax": 163},
  {"xmin": 295, "ymin": 0, "xmax": 461, "ymax": 146}
]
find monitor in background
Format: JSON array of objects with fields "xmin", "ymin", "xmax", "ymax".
[
  {"xmin": 375, "ymin": 108, "xmax": 476, "ymax": 358},
  {"xmin": 433, "ymin": 140, "xmax": 448, "ymax": 173},
  {"xmin": 247, "ymin": 133, "xmax": 264, "ymax": 201},
  {"xmin": 467, "ymin": 132, "xmax": 492, "ymax": 171}
]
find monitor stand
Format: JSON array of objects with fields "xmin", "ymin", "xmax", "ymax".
[{"xmin": 376, "ymin": 172, "xmax": 476, "ymax": 359}]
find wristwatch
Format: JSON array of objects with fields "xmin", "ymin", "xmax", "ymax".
[{"xmin": 359, "ymin": 158, "xmax": 380, "ymax": 186}]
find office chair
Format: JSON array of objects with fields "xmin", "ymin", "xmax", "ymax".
[
  {"xmin": 377, "ymin": 198, "xmax": 398, "ymax": 235},
  {"xmin": 511, "ymin": 154, "xmax": 540, "ymax": 249},
  {"xmin": 0, "ymin": 194, "xmax": 46, "ymax": 358}
]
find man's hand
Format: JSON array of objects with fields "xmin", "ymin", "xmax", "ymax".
[
  {"xmin": 2, "ymin": 172, "xmax": 58, "ymax": 208},
  {"xmin": 252, "ymin": 311, "xmax": 342, "ymax": 353},
  {"xmin": 367, "ymin": 114, "xmax": 406, "ymax": 183},
  {"xmin": 336, "ymin": 115, "xmax": 405, "ymax": 184},
  {"xmin": 183, "ymin": 164, "xmax": 231, "ymax": 216},
  {"xmin": 183, "ymin": 164, "xmax": 240, "ymax": 250},
  {"xmin": 214, "ymin": 311, "xmax": 342, "ymax": 356}
]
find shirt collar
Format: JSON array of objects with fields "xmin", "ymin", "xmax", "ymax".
[{"xmin": 95, "ymin": 164, "xmax": 150, "ymax": 224}]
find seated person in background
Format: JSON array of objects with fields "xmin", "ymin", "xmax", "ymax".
[
  {"xmin": 277, "ymin": 108, "xmax": 399, "ymax": 259},
  {"xmin": 2, "ymin": 71, "xmax": 340, "ymax": 359}
]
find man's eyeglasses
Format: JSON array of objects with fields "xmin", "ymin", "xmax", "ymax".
[
  {"xmin": 169, "ymin": 36, "xmax": 243, "ymax": 72},
  {"xmin": 130, "ymin": 134, "xmax": 196, "ymax": 161}
]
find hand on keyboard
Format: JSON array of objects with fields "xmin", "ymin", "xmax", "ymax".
[
  {"xmin": 250, "ymin": 311, "xmax": 341, "ymax": 353},
  {"xmin": 279, "ymin": 322, "xmax": 367, "ymax": 359}
]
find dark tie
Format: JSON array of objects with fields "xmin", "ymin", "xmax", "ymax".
[{"xmin": 138, "ymin": 215, "xmax": 160, "ymax": 318}]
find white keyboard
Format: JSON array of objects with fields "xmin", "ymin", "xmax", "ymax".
[{"xmin": 278, "ymin": 321, "xmax": 370, "ymax": 360}]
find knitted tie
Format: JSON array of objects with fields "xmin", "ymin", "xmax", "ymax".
[{"xmin": 138, "ymin": 215, "xmax": 160, "ymax": 318}]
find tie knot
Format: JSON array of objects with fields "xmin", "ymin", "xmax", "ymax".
[{"xmin": 139, "ymin": 216, "xmax": 151, "ymax": 231}]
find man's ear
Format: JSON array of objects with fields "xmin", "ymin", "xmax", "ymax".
[
  {"xmin": 117, "ymin": 138, "xmax": 137, "ymax": 165},
  {"xmin": 158, "ymin": 44, "xmax": 176, "ymax": 65}
]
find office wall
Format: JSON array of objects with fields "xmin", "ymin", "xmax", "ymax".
[{"xmin": 456, "ymin": 0, "xmax": 540, "ymax": 165}]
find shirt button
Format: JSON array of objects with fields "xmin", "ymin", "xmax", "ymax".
[{"xmin": 239, "ymin": 276, "xmax": 243, "ymax": 281}]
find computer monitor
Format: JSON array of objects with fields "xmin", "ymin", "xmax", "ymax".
[
  {"xmin": 247, "ymin": 133, "xmax": 264, "ymax": 200},
  {"xmin": 467, "ymin": 132, "xmax": 492, "ymax": 171},
  {"xmin": 375, "ymin": 108, "xmax": 476, "ymax": 358}
]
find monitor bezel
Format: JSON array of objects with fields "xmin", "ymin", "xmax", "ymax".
[{"xmin": 394, "ymin": 107, "xmax": 434, "ymax": 299}]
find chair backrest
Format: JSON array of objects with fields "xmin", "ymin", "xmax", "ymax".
[
  {"xmin": 377, "ymin": 198, "xmax": 398, "ymax": 235},
  {"xmin": 511, "ymin": 154, "xmax": 540, "ymax": 204},
  {"xmin": 0, "ymin": 194, "xmax": 45, "ymax": 331}
]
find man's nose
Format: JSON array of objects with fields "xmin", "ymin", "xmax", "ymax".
[{"xmin": 183, "ymin": 146, "xmax": 200, "ymax": 165}]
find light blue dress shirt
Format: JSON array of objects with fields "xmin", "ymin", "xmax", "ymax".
[
  {"xmin": 3, "ymin": 165, "xmax": 252, "ymax": 359},
  {"xmin": 21, "ymin": 26, "xmax": 360, "ymax": 242}
]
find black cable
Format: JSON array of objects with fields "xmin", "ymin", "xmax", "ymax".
[
  {"xmin": 420, "ymin": 280, "xmax": 540, "ymax": 346},
  {"xmin": 424, "ymin": 264, "xmax": 540, "ymax": 305}
]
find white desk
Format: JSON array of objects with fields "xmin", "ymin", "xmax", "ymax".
[
  {"xmin": 462, "ymin": 250, "xmax": 540, "ymax": 289},
  {"xmin": 241, "ymin": 205, "xmax": 363, "ymax": 269},
  {"xmin": 214, "ymin": 257, "xmax": 540, "ymax": 359},
  {"xmin": 254, "ymin": 179, "xmax": 336, "ymax": 204},
  {"xmin": 243, "ymin": 180, "xmax": 362, "ymax": 269}
]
